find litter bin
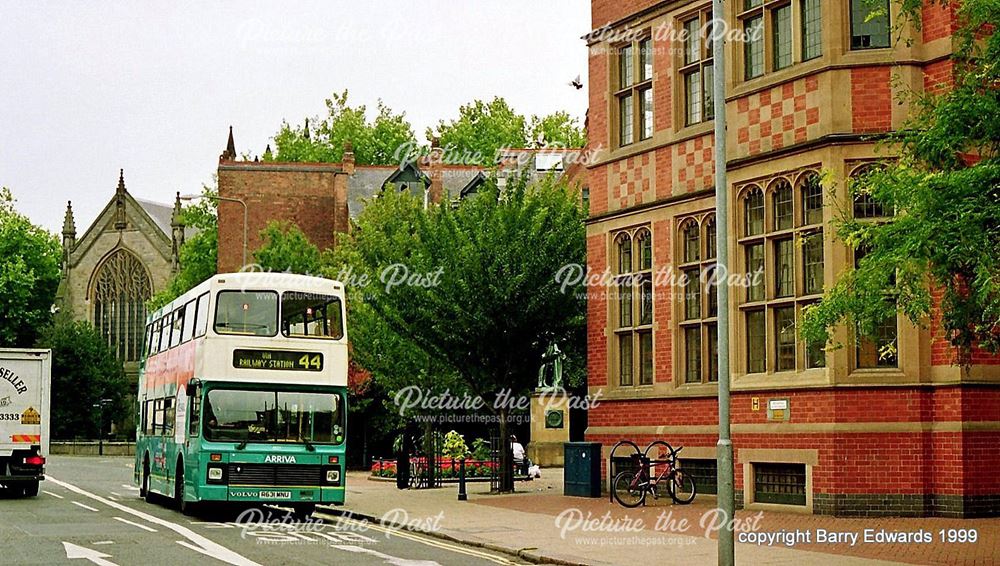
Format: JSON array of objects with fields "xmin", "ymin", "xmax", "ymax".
[{"xmin": 564, "ymin": 442, "xmax": 602, "ymax": 497}]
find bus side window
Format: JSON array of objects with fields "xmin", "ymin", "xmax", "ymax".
[
  {"xmin": 170, "ymin": 308, "xmax": 184, "ymax": 348},
  {"xmin": 153, "ymin": 399, "xmax": 164, "ymax": 435},
  {"xmin": 159, "ymin": 314, "xmax": 172, "ymax": 353},
  {"xmin": 182, "ymin": 300, "xmax": 196, "ymax": 343},
  {"xmin": 195, "ymin": 293, "xmax": 210, "ymax": 337},
  {"xmin": 164, "ymin": 398, "xmax": 175, "ymax": 435}
]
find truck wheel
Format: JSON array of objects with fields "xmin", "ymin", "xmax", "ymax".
[{"xmin": 23, "ymin": 481, "xmax": 39, "ymax": 497}]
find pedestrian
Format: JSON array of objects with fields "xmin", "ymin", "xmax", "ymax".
[{"xmin": 511, "ymin": 435, "xmax": 528, "ymax": 476}]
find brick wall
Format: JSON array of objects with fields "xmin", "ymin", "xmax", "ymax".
[
  {"xmin": 851, "ymin": 67, "xmax": 893, "ymax": 134},
  {"xmin": 587, "ymin": 233, "xmax": 608, "ymax": 388},
  {"xmin": 217, "ymin": 161, "xmax": 348, "ymax": 273}
]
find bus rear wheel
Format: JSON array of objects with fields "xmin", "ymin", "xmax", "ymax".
[{"xmin": 140, "ymin": 457, "xmax": 150, "ymax": 500}]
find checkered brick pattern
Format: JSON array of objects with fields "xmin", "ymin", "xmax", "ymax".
[
  {"xmin": 672, "ymin": 134, "xmax": 714, "ymax": 193},
  {"xmin": 735, "ymin": 75, "xmax": 821, "ymax": 157},
  {"xmin": 607, "ymin": 152, "xmax": 654, "ymax": 210}
]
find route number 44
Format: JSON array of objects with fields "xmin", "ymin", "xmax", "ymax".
[{"xmin": 297, "ymin": 354, "xmax": 321, "ymax": 370}]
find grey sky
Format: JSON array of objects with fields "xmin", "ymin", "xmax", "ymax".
[{"xmin": 0, "ymin": 1, "xmax": 589, "ymax": 234}]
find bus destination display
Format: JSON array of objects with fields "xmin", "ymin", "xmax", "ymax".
[{"xmin": 233, "ymin": 349, "xmax": 324, "ymax": 372}]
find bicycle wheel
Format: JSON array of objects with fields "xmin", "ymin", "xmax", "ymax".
[
  {"xmin": 668, "ymin": 469, "xmax": 696, "ymax": 504},
  {"xmin": 612, "ymin": 471, "xmax": 646, "ymax": 508}
]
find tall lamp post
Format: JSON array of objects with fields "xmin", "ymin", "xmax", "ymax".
[
  {"xmin": 180, "ymin": 193, "xmax": 249, "ymax": 268},
  {"xmin": 712, "ymin": 1, "xmax": 735, "ymax": 564}
]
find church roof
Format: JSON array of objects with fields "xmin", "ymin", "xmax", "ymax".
[{"xmin": 134, "ymin": 197, "xmax": 199, "ymax": 240}]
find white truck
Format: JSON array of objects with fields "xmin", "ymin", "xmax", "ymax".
[{"xmin": 0, "ymin": 348, "xmax": 51, "ymax": 497}]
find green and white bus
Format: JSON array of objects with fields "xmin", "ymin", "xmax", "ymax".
[{"xmin": 134, "ymin": 273, "xmax": 348, "ymax": 517}]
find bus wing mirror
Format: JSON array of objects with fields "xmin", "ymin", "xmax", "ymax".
[{"xmin": 186, "ymin": 380, "xmax": 197, "ymax": 396}]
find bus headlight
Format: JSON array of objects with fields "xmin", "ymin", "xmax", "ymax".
[
  {"xmin": 208, "ymin": 467, "xmax": 224, "ymax": 481},
  {"xmin": 326, "ymin": 469, "xmax": 340, "ymax": 484}
]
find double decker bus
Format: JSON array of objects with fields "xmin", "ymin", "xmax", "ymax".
[{"xmin": 134, "ymin": 273, "xmax": 347, "ymax": 517}]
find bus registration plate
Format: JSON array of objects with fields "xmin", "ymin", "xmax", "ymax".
[
  {"xmin": 259, "ymin": 490, "xmax": 292, "ymax": 499},
  {"xmin": 233, "ymin": 349, "xmax": 323, "ymax": 371}
]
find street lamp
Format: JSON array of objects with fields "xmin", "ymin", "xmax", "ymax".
[
  {"xmin": 94, "ymin": 398, "xmax": 113, "ymax": 456},
  {"xmin": 180, "ymin": 193, "xmax": 249, "ymax": 269}
]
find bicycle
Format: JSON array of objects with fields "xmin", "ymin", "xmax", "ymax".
[{"xmin": 612, "ymin": 444, "xmax": 696, "ymax": 507}]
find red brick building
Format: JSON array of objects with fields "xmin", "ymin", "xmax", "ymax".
[
  {"xmin": 217, "ymin": 131, "xmax": 586, "ymax": 273},
  {"xmin": 584, "ymin": 0, "xmax": 999, "ymax": 516}
]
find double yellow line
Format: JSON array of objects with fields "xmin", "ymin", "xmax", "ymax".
[{"xmin": 315, "ymin": 512, "xmax": 520, "ymax": 565}]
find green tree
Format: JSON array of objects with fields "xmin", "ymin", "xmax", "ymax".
[
  {"xmin": 37, "ymin": 317, "xmax": 128, "ymax": 440},
  {"xmin": 0, "ymin": 187, "xmax": 62, "ymax": 347},
  {"xmin": 427, "ymin": 97, "xmax": 529, "ymax": 164},
  {"xmin": 150, "ymin": 184, "xmax": 218, "ymax": 309},
  {"xmin": 529, "ymin": 111, "xmax": 587, "ymax": 148},
  {"xmin": 271, "ymin": 90, "xmax": 417, "ymax": 166},
  {"xmin": 335, "ymin": 173, "xmax": 586, "ymax": 491},
  {"xmin": 802, "ymin": 0, "xmax": 1000, "ymax": 361},
  {"xmin": 253, "ymin": 221, "xmax": 322, "ymax": 274}
]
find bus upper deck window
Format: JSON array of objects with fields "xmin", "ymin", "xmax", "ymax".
[
  {"xmin": 281, "ymin": 292, "xmax": 344, "ymax": 340},
  {"xmin": 214, "ymin": 291, "xmax": 278, "ymax": 336}
]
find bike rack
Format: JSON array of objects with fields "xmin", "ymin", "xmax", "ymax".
[
  {"xmin": 609, "ymin": 439, "xmax": 678, "ymax": 505},
  {"xmin": 607, "ymin": 440, "xmax": 641, "ymax": 503}
]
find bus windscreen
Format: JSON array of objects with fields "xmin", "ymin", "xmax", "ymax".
[{"xmin": 203, "ymin": 389, "xmax": 344, "ymax": 444}]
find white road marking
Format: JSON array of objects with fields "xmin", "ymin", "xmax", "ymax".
[
  {"xmin": 110, "ymin": 491, "xmax": 122, "ymax": 497},
  {"xmin": 108, "ymin": 496, "xmax": 120, "ymax": 502},
  {"xmin": 331, "ymin": 544, "xmax": 441, "ymax": 566},
  {"xmin": 48, "ymin": 476, "xmax": 261, "ymax": 566},
  {"xmin": 176, "ymin": 540, "xmax": 221, "ymax": 560},
  {"xmin": 120, "ymin": 484, "xmax": 140, "ymax": 492},
  {"xmin": 72, "ymin": 501, "xmax": 100, "ymax": 512},
  {"xmin": 44, "ymin": 490, "xmax": 64, "ymax": 499},
  {"xmin": 92, "ymin": 541, "xmax": 115, "ymax": 546},
  {"xmin": 320, "ymin": 513, "xmax": 515, "ymax": 565},
  {"xmin": 113, "ymin": 516, "xmax": 157, "ymax": 533},
  {"xmin": 62, "ymin": 542, "xmax": 119, "ymax": 566}
]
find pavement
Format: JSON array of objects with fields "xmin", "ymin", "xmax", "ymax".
[{"xmin": 338, "ymin": 468, "xmax": 1000, "ymax": 566}]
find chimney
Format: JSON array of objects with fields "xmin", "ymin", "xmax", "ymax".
[{"xmin": 342, "ymin": 141, "xmax": 355, "ymax": 175}]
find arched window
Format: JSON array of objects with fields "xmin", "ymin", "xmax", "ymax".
[
  {"xmin": 800, "ymin": 173, "xmax": 823, "ymax": 225},
  {"xmin": 636, "ymin": 229, "xmax": 652, "ymax": 271},
  {"xmin": 92, "ymin": 249, "xmax": 152, "ymax": 363},
  {"xmin": 682, "ymin": 221, "xmax": 700, "ymax": 263},
  {"xmin": 851, "ymin": 164, "xmax": 890, "ymax": 218},
  {"xmin": 772, "ymin": 179, "xmax": 793, "ymax": 231},
  {"xmin": 704, "ymin": 216, "xmax": 717, "ymax": 260},
  {"xmin": 616, "ymin": 233, "xmax": 633, "ymax": 274},
  {"xmin": 744, "ymin": 187, "xmax": 764, "ymax": 236}
]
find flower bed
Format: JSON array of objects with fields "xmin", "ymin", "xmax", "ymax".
[{"xmin": 370, "ymin": 457, "xmax": 497, "ymax": 479}]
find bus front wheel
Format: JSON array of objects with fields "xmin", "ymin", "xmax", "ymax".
[
  {"xmin": 292, "ymin": 504, "xmax": 315, "ymax": 520},
  {"xmin": 175, "ymin": 462, "xmax": 195, "ymax": 516}
]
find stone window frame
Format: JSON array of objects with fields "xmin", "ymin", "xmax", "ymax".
[
  {"xmin": 612, "ymin": 226, "xmax": 655, "ymax": 387},
  {"xmin": 677, "ymin": 213, "xmax": 720, "ymax": 384},
  {"xmin": 677, "ymin": 5, "xmax": 716, "ymax": 127},
  {"xmin": 613, "ymin": 32, "xmax": 654, "ymax": 147},
  {"xmin": 737, "ymin": 169, "xmax": 827, "ymax": 376},
  {"xmin": 90, "ymin": 247, "xmax": 153, "ymax": 363}
]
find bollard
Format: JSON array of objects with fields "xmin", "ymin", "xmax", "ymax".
[{"xmin": 458, "ymin": 457, "xmax": 467, "ymax": 501}]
